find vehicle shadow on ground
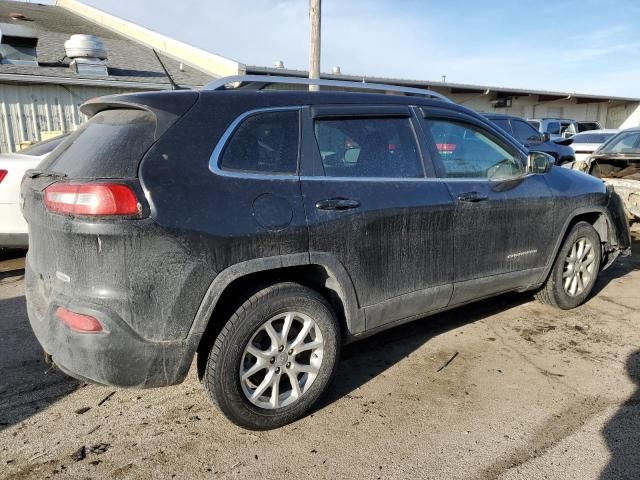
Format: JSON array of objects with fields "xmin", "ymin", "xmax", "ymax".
[
  {"xmin": 318, "ymin": 291, "xmax": 529, "ymax": 410},
  {"xmin": 319, "ymin": 228, "xmax": 640, "ymax": 412},
  {"xmin": 600, "ymin": 350, "xmax": 640, "ymax": 480},
  {"xmin": 591, "ymin": 227, "xmax": 640, "ymax": 297},
  {"xmin": 0, "ymin": 294, "xmax": 80, "ymax": 432}
]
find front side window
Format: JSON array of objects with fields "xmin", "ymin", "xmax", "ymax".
[
  {"xmin": 512, "ymin": 121, "xmax": 542, "ymax": 144},
  {"xmin": 600, "ymin": 131, "xmax": 640, "ymax": 154},
  {"xmin": 424, "ymin": 118, "xmax": 525, "ymax": 180},
  {"xmin": 220, "ymin": 110, "xmax": 299, "ymax": 174},
  {"xmin": 314, "ymin": 117, "xmax": 423, "ymax": 178}
]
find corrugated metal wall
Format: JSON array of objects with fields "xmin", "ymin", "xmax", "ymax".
[{"xmin": 0, "ymin": 83, "xmax": 133, "ymax": 153}]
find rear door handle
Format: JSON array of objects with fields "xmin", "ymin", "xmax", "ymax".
[
  {"xmin": 457, "ymin": 191, "xmax": 488, "ymax": 203},
  {"xmin": 315, "ymin": 198, "xmax": 361, "ymax": 211}
]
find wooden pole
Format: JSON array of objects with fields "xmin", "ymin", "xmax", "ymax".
[{"xmin": 309, "ymin": 0, "xmax": 321, "ymax": 91}]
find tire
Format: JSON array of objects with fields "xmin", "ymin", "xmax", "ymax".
[
  {"xmin": 202, "ymin": 282, "xmax": 340, "ymax": 430},
  {"xmin": 535, "ymin": 221, "xmax": 601, "ymax": 309}
]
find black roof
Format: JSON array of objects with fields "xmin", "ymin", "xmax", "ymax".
[{"xmin": 0, "ymin": 0, "xmax": 213, "ymax": 88}]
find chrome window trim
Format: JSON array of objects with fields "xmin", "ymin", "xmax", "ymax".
[{"xmin": 208, "ymin": 106, "xmax": 302, "ymax": 179}]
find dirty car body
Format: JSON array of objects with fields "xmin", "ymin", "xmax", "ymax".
[{"xmin": 20, "ymin": 76, "xmax": 632, "ymax": 428}]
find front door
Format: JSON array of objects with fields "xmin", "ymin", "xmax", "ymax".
[
  {"xmin": 300, "ymin": 105, "xmax": 456, "ymax": 332},
  {"xmin": 419, "ymin": 109, "xmax": 555, "ymax": 305}
]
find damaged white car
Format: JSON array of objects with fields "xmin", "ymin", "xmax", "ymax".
[{"xmin": 565, "ymin": 127, "xmax": 640, "ymax": 221}]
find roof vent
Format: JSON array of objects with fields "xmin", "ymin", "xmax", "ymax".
[
  {"xmin": 64, "ymin": 34, "xmax": 108, "ymax": 76},
  {"xmin": 274, "ymin": 60, "xmax": 285, "ymax": 69},
  {"xmin": 332, "ymin": 66, "xmax": 341, "ymax": 74}
]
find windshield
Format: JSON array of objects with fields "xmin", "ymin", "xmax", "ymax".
[
  {"xmin": 572, "ymin": 133, "xmax": 616, "ymax": 144},
  {"xmin": 19, "ymin": 135, "xmax": 68, "ymax": 156},
  {"xmin": 599, "ymin": 131, "xmax": 640, "ymax": 154}
]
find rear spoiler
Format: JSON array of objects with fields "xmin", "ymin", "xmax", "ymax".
[{"xmin": 81, "ymin": 90, "xmax": 199, "ymax": 139}]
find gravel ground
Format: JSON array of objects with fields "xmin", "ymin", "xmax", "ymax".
[{"xmin": 1, "ymin": 227, "xmax": 639, "ymax": 480}]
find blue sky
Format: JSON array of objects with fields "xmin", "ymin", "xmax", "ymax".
[{"xmin": 40, "ymin": 0, "xmax": 640, "ymax": 96}]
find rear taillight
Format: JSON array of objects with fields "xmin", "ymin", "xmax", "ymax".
[
  {"xmin": 43, "ymin": 182, "xmax": 140, "ymax": 216},
  {"xmin": 56, "ymin": 307, "xmax": 103, "ymax": 333},
  {"xmin": 0, "ymin": 170, "xmax": 7, "ymax": 183}
]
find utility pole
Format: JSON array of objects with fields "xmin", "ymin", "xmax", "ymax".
[{"xmin": 308, "ymin": 0, "xmax": 321, "ymax": 91}]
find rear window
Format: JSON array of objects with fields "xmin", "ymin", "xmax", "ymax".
[
  {"xmin": 220, "ymin": 110, "xmax": 299, "ymax": 174},
  {"xmin": 40, "ymin": 109, "xmax": 156, "ymax": 178},
  {"xmin": 578, "ymin": 122, "xmax": 600, "ymax": 132}
]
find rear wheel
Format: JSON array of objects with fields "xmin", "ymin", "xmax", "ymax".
[
  {"xmin": 202, "ymin": 282, "xmax": 340, "ymax": 430},
  {"xmin": 535, "ymin": 222, "xmax": 601, "ymax": 309}
]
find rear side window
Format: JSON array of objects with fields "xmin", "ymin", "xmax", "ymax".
[
  {"xmin": 313, "ymin": 117, "xmax": 423, "ymax": 178},
  {"xmin": 220, "ymin": 110, "xmax": 299, "ymax": 174},
  {"xmin": 41, "ymin": 109, "xmax": 156, "ymax": 178}
]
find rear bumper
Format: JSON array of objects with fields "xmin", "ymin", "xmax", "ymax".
[
  {"xmin": 25, "ymin": 259, "xmax": 197, "ymax": 388},
  {"xmin": 0, "ymin": 203, "xmax": 28, "ymax": 247},
  {"xmin": 0, "ymin": 232, "xmax": 28, "ymax": 248}
]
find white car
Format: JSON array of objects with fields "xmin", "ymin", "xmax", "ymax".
[
  {"xmin": 570, "ymin": 129, "xmax": 619, "ymax": 163},
  {"xmin": 0, "ymin": 136, "xmax": 67, "ymax": 248}
]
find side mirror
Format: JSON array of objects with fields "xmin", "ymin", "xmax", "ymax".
[
  {"xmin": 527, "ymin": 152, "xmax": 553, "ymax": 174},
  {"xmin": 541, "ymin": 132, "xmax": 550, "ymax": 143}
]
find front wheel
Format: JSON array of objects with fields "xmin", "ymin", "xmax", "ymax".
[
  {"xmin": 202, "ymin": 282, "xmax": 340, "ymax": 430},
  {"xmin": 535, "ymin": 221, "xmax": 601, "ymax": 309}
]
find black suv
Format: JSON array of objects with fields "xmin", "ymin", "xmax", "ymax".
[
  {"xmin": 22, "ymin": 76, "xmax": 631, "ymax": 430},
  {"xmin": 484, "ymin": 113, "xmax": 576, "ymax": 165}
]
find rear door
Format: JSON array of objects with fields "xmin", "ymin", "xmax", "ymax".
[
  {"xmin": 419, "ymin": 107, "xmax": 555, "ymax": 306},
  {"xmin": 300, "ymin": 105, "xmax": 455, "ymax": 332}
]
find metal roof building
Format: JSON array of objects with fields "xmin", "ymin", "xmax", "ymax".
[
  {"xmin": 0, "ymin": 0, "xmax": 221, "ymax": 152},
  {"xmin": 1, "ymin": 0, "xmax": 639, "ymax": 153}
]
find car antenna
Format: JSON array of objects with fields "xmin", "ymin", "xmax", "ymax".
[{"xmin": 152, "ymin": 49, "xmax": 184, "ymax": 90}]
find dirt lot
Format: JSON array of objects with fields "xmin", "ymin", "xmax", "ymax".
[{"xmin": 1, "ymin": 227, "xmax": 639, "ymax": 480}]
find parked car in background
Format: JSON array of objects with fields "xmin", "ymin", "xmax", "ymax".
[
  {"xmin": 529, "ymin": 118, "xmax": 602, "ymax": 139},
  {"xmin": 484, "ymin": 113, "xmax": 576, "ymax": 165},
  {"xmin": 569, "ymin": 130, "xmax": 619, "ymax": 163},
  {"xmin": 0, "ymin": 135, "xmax": 67, "ymax": 248},
  {"xmin": 22, "ymin": 75, "xmax": 631, "ymax": 430},
  {"xmin": 570, "ymin": 127, "xmax": 640, "ymax": 221}
]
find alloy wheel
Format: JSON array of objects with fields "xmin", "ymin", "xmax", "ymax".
[
  {"xmin": 563, "ymin": 237, "xmax": 597, "ymax": 297},
  {"xmin": 239, "ymin": 312, "xmax": 324, "ymax": 409}
]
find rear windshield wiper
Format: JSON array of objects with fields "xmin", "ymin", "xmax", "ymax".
[{"xmin": 25, "ymin": 169, "xmax": 68, "ymax": 180}]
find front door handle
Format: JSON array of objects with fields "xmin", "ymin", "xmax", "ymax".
[
  {"xmin": 315, "ymin": 198, "xmax": 361, "ymax": 211},
  {"xmin": 457, "ymin": 191, "xmax": 488, "ymax": 203}
]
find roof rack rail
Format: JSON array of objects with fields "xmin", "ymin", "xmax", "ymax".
[{"xmin": 203, "ymin": 75, "xmax": 452, "ymax": 102}]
